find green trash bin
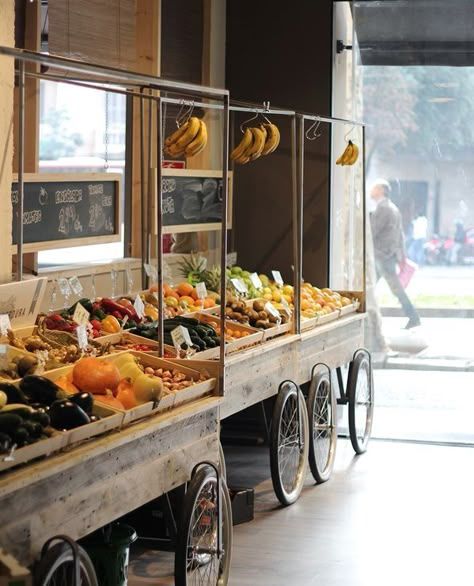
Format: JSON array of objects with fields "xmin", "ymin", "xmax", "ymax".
[{"xmin": 81, "ymin": 523, "xmax": 137, "ymax": 586}]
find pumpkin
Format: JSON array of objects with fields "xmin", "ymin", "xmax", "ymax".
[
  {"xmin": 94, "ymin": 390, "xmax": 124, "ymax": 410},
  {"xmin": 55, "ymin": 375, "xmax": 80, "ymax": 394},
  {"xmin": 72, "ymin": 357, "xmax": 121, "ymax": 395},
  {"xmin": 116, "ymin": 378, "xmax": 137, "ymax": 410}
]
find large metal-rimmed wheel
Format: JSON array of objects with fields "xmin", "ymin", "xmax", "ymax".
[
  {"xmin": 35, "ymin": 543, "xmax": 98, "ymax": 586},
  {"xmin": 270, "ymin": 381, "xmax": 309, "ymax": 506},
  {"xmin": 348, "ymin": 350, "xmax": 374, "ymax": 454},
  {"xmin": 307, "ymin": 364, "xmax": 337, "ymax": 483},
  {"xmin": 175, "ymin": 465, "xmax": 232, "ymax": 586}
]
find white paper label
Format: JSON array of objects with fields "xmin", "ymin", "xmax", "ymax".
[
  {"xmin": 226, "ymin": 252, "xmax": 237, "ymax": 267},
  {"xmin": 144, "ymin": 263, "xmax": 158, "ymax": 281},
  {"xmin": 57, "ymin": 277, "xmax": 72, "ymax": 296},
  {"xmin": 68, "ymin": 276, "xmax": 83, "ymax": 296},
  {"xmin": 72, "ymin": 302, "xmax": 90, "ymax": 326},
  {"xmin": 121, "ymin": 315, "xmax": 129, "ymax": 328},
  {"xmin": 0, "ymin": 314, "xmax": 12, "ymax": 335},
  {"xmin": 134, "ymin": 294, "xmax": 145, "ymax": 319},
  {"xmin": 272, "ymin": 270, "xmax": 284, "ymax": 286},
  {"xmin": 196, "ymin": 282, "xmax": 207, "ymax": 300},
  {"xmin": 0, "ymin": 344, "xmax": 8, "ymax": 370},
  {"xmin": 264, "ymin": 302, "xmax": 280, "ymax": 318},
  {"xmin": 76, "ymin": 325, "xmax": 88, "ymax": 350},
  {"xmin": 231, "ymin": 278, "xmax": 247, "ymax": 294},
  {"xmin": 281, "ymin": 296, "xmax": 292, "ymax": 316},
  {"xmin": 171, "ymin": 325, "xmax": 192, "ymax": 352},
  {"xmin": 249, "ymin": 273, "xmax": 263, "ymax": 289}
]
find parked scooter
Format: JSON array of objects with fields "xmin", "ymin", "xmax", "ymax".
[{"xmin": 424, "ymin": 235, "xmax": 453, "ymax": 265}]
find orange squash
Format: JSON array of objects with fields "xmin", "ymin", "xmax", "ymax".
[
  {"xmin": 73, "ymin": 357, "xmax": 121, "ymax": 395},
  {"xmin": 55, "ymin": 375, "xmax": 80, "ymax": 394},
  {"xmin": 94, "ymin": 390, "xmax": 124, "ymax": 410},
  {"xmin": 116, "ymin": 378, "xmax": 138, "ymax": 410}
]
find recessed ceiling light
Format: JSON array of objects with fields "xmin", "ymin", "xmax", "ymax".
[{"xmin": 428, "ymin": 97, "xmax": 455, "ymax": 103}]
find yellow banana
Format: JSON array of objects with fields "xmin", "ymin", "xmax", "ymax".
[
  {"xmin": 246, "ymin": 127, "xmax": 266, "ymax": 161},
  {"xmin": 170, "ymin": 116, "xmax": 201, "ymax": 151},
  {"xmin": 346, "ymin": 142, "xmax": 359, "ymax": 165},
  {"xmin": 230, "ymin": 128, "xmax": 253, "ymax": 160},
  {"xmin": 336, "ymin": 141, "xmax": 354, "ymax": 165},
  {"xmin": 164, "ymin": 120, "xmax": 191, "ymax": 147},
  {"xmin": 164, "ymin": 142, "xmax": 186, "ymax": 158},
  {"xmin": 184, "ymin": 120, "xmax": 208, "ymax": 157},
  {"xmin": 262, "ymin": 123, "xmax": 280, "ymax": 155},
  {"xmin": 234, "ymin": 153, "xmax": 250, "ymax": 165}
]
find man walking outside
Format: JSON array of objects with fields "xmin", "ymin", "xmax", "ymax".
[{"xmin": 370, "ymin": 179, "xmax": 421, "ymax": 330}]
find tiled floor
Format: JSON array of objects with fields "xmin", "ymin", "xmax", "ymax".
[{"xmin": 129, "ymin": 439, "xmax": 474, "ymax": 585}]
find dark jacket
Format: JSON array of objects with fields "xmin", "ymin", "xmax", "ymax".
[{"xmin": 370, "ymin": 197, "xmax": 405, "ymax": 262}]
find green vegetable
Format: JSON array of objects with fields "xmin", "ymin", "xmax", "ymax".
[{"xmin": 0, "ymin": 413, "xmax": 23, "ymax": 434}]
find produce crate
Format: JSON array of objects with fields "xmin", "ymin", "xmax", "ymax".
[
  {"xmin": 97, "ymin": 332, "xmax": 161, "ymax": 353},
  {"xmin": 45, "ymin": 352, "xmax": 217, "ymax": 426},
  {"xmin": 0, "ymin": 549, "xmax": 32, "ymax": 585},
  {"xmin": 0, "ymin": 428, "xmax": 65, "ymax": 474},
  {"xmin": 339, "ymin": 298, "xmax": 361, "ymax": 317},
  {"xmin": 193, "ymin": 313, "xmax": 264, "ymax": 354}
]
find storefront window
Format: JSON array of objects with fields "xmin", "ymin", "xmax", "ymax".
[{"xmin": 38, "ymin": 80, "xmax": 126, "ymax": 266}]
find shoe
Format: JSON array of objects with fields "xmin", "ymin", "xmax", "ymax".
[{"xmin": 404, "ymin": 317, "xmax": 421, "ymax": 329}]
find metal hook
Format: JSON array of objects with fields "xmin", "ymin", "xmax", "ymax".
[
  {"xmin": 344, "ymin": 123, "xmax": 355, "ymax": 141},
  {"xmin": 305, "ymin": 119, "xmax": 322, "ymax": 141},
  {"xmin": 240, "ymin": 101, "xmax": 272, "ymax": 132},
  {"xmin": 176, "ymin": 100, "xmax": 195, "ymax": 128}
]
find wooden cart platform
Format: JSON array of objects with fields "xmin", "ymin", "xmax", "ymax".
[
  {"xmin": 222, "ymin": 313, "xmax": 365, "ymax": 419},
  {"xmin": 0, "ymin": 397, "xmax": 220, "ymax": 567}
]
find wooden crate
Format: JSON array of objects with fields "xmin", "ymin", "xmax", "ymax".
[
  {"xmin": 193, "ymin": 313, "xmax": 264, "ymax": 355},
  {"xmin": 0, "ymin": 429, "xmax": 65, "ymax": 474}
]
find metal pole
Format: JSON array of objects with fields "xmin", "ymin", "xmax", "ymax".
[
  {"xmin": 295, "ymin": 115, "xmax": 305, "ymax": 335},
  {"xmin": 17, "ymin": 61, "xmax": 25, "ymax": 281},
  {"xmin": 146, "ymin": 90, "xmax": 153, "ymax": 267},
  {"xmin": 219, "ymin": 94, "xmax": 230, "ymax": 395},
  {"xmin": 362, "ymin": 125, "xmax": 367, "ymax": 310},
  {"xmin": 139, "ymin": 91, "xmax": 147, "ymax": 288},
  {"xmin": 156, "ymin": 98, "xmax": 164, "ymax": 357},
  {"xmin": 291, "ymin": 115, "xmax": 300, "ymax": 335}
]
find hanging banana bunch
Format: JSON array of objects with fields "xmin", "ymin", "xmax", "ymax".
[
  {"xmin": 335, "ymin": 140, "xmax": 359, "ymax": 166},
  {"xmin": 164, "ymin": 116, "xmax": 208, "ymax": 159},
  {"xmin": 230, "ymin": 122, "xmax": 280, "ymax": 165}
]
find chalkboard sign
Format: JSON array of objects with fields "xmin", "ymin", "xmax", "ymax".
[
  {"xmin": 11, "ymin": 173, "xmax": 121, "ymax": 252},
  {"xmin": 160, "ymin": 169, "xmax": 232, "ymax": 234}
]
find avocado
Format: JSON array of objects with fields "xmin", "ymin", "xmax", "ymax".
[{"xmin": 49, "ymin": 399, "xmax": 91, "ymax": 430}]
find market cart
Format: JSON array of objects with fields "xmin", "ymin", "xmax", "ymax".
[{"xmin": 0, "ymin": 45, "xmax": 233, "ymax": 586}]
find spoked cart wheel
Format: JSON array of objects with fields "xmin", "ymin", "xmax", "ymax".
[
  {"xmin": 34, "ymin": 536, "xmax": 98, "ymax": 586},
  {"xmin": 306, "ymin": 364, "xmax": 337, "ymax": 483},
  {"xmin": 270, "ymin": 380, "xmax": 309, "ymax": 506},
  {"xmin": 175, "ymin": 464, "xmax": 232, "ymax": 586},
  {"xmin": 347, "ymin": 349, "xmax": 374, "ymax": 454}
]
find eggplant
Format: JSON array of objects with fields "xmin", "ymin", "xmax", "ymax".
[
  {"xmin": 29, "ymin": 409, "xmax": 51, "ymax": 428},
  {"xmin": 0, "ymin": 432, "xmax": 12, "ymax": 454},
  {"xmin": 69, "ymin": 392, "xmax": 94, "ymax": 415},
  {"xmin": 19, "ymin": 376, "xmax": 66, "ymax": 406},
  {"xmin": 49, "ymin": 399, "xmax": 91, "ymax": 430},
  {"xmin": 0, "ymin": 382, "xmax": 28, "ymax": 405},
  {"xmin": 89, "ymin": 415, "xmax": 101, "ymax": 423}
]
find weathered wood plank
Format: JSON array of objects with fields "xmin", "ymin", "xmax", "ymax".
[{"xmin": 0, "ymin": 400, "xmax": 219, "ymax": 566}]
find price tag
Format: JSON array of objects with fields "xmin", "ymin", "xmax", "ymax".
[
  {"xmin": 272, "ymin": 270, "xmax": 284, "ymax": 286},
  {"xmin": 134, "ymin": 294, "xmax": 145, "ymax": 320},
  {"xmin": 0, "ymin": 345, "xmax": 8, "ymax": 370},
  {"xmin": 57, "ymin": 277, "xmax": 72, "ymax": 297},
  {"xmin": 68, "ymin": 276, "xmax": 83, "ymax": 296},
  {"xmin": 72, "ymin": 302, "xmax": 90, "ymax": 326},
  {"xmin": 121, "ymin": 315, "xmax": 129, "ymax": 329},
  {"xmin": 231, "ymin": 278, "xmax": 247, "ymax": 294},
  {"xmin": 196, "ymin": 282, "xmax": 207, "ymax": 300},
  {"xmin": 264, "ymin": 302, "xmax": 280, "ymax": 319},
  {"xmin": 0, "ymin": 314, "xmax": 12, "ymax": 335},
  {"xmin": 171, "ymin": 325, "xmax": 192, "ymax": 353},
  {"xmin": 144, "ymin": 263, "xmax": 158, "ymax": 282},
  {"xmin": 226, "ymin": 252, "xmax": 237, "ymax": 267},
  {"xmin": 249, "ymin": 273, "xmax": 263, "ymax": 289},
  {"xmin": 76, "ymin": 325, "xmax": 88, "ymax": 350},
  {"xmin": 281, "ymin": 296, "xmax": 292, "ymax": 316}
]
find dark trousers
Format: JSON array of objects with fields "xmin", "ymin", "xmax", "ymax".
[{"xmin": 375, "ymin": 256, "xmax": 419, "ymax": 322}]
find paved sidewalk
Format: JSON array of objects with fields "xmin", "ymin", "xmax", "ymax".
[{"xmin": 375, "ymin": 316, "xmax": 474, "ymax": 371}]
